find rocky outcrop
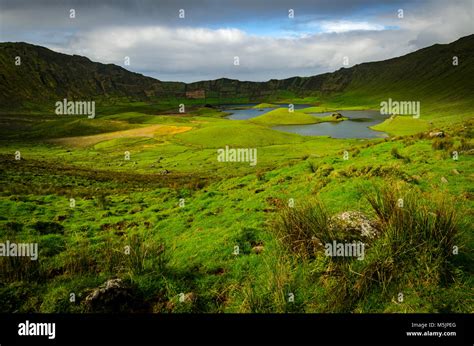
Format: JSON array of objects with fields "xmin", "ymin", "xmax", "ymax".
[
  {"xmin": 329, "ymin": 211, "xmax": 379, "ymax": 239},
  {"xmin": 83, "ymin": 278, "xmax": 141, "ymax": 313},
  {"xmin": 429, "ymin": 131, "xmax": 445, "ymax": 138}
]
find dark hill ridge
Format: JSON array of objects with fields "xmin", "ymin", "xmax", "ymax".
[
  {"xmin": 0, "ymin": 42, "xmax": 185, "ymax": 109},
  {"xmin": 0, "ymin": 34, "xmax": 473, "ymax": 110}
]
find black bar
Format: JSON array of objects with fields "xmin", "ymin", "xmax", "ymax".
[{"xmin": 0, "ymin": 313, "xmax": 472, "ymax": 345}]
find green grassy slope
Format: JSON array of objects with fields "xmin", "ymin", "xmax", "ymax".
[
  {"xmin": 250, "ymin": 108, "xmax": 338, "ymax": 126},
  {"xmin": 0, "ymin": 110, "xmax": 472, "ymax": 313}
]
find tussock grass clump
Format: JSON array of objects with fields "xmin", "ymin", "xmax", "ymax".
[
  {"xmin": 271, "ymin": 200, "xmax": 333, "ymax": 259},
  {"xmin": 94, "ymin": 192, "xmax": 110, "ymax": 210},
  {"xmin": 432, "ymin": 138, "xmax": 454, "ymax": 151},
  {"xmin": 125, "ymin": 232, "xmax": 169, "ymax": 277},
  {"xmin": 0, "ymin": 255, "xmax": 41, "ymax": 283},
  {"xmin": 390, "ymin": 147, "xmax": 411, "ymax": 163},
  {"xmin": 61, "ymin": 237, "xmax": 98, "ymax": 275},
  {"xmin": 312, "ymin": 177, "xmax": 330, "ymax": 193},
  {"xmin": 365, "ymin": 184, "xmax": 399, "ymax": 224},
  {"xmin": 237, "ymin": 246, "xmax": 307, "ymax": 313},
  {"xmin": 271, "ymin": 183, "xmax": 461, "ymax": 312},
  {"xmin": 453, "ymin": 138, "xmax": 473, "ymax": 152},
  {"xmin": 256, "ymin": 169, "xmax": 266, "ymax": 181},
  {"xmin": 365, "ymin": 184, "xmax": 458, "ymax": 259},
  {"xmin": 325, "ymin": 184, "xmax": 460, "ymax": 312},
  {"xmin": 307, "ymin": 161, "xmax": 318, "ymax": 173},
  {"xmin": 315, "ymin": 164, "xmax": 334, "ymax": 178}
]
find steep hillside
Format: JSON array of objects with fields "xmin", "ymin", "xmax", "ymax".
[
  {"xmin": 0, "ymin": 43, "xmax": 185, "ymax": 109},
  {"xmin": 332, "ymin": 34, "xmax": 474, "ymax": 105},
  {"xmin": 0, "ymin": 35, "xmax": 473, "ymax": 111}
]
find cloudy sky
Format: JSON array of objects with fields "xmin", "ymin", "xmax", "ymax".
[{"xmin": 0, "ymin": 0, "xmax": 473, "ymax": 82}]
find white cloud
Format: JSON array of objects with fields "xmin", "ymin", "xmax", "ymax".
[
  {"xmin": 6, "ymin": 0, "xmax": 472, "ymax": 82},
  {"xmin": 53, "ymin": 25, "xmax": 415, "ymax": 82},
  {"xmin": 319, "ymin": 20, "xmax": 385, "ymax": 33}
]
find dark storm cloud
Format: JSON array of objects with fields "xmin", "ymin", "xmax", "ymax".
[{"xmin": 0, "ymin": 0, "xmax": 413, "ymax": 29}]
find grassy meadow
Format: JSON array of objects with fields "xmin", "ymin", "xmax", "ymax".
[{"xmin": 0, "ymin": 100, "xmax": 472, "ymax": 313}]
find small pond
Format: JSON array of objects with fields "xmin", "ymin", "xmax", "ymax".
[{"xmin": 223, "ymin": 105, "xmax": 389, "ymax": 139}]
